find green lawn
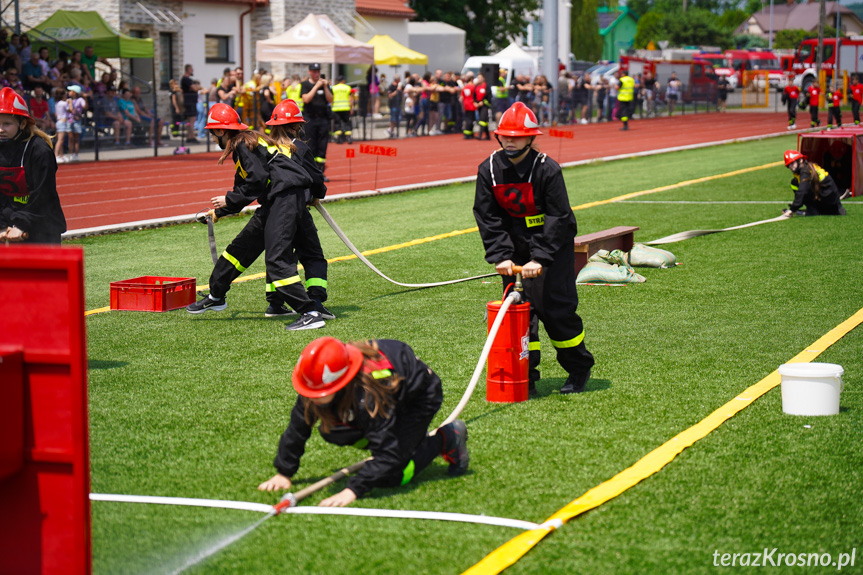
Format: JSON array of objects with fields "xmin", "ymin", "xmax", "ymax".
[{"xmin": 76, "ymin": 134, "xmax": 863, "ymax": 574}]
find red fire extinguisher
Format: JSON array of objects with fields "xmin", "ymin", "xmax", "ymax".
[{"xmin": 486, "ymin": 269, "xmax": 531, "ymax": 403}]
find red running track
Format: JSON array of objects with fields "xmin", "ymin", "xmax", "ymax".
[{"xmin": 58, "ymin": 111, "xmax": 790, "ymax": 230}]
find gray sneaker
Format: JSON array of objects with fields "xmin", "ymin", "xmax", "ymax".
[
  {"xmin": 439, "ymin": 419, "xmax": 469, "ymax": 476},
  {"xmin": 285, "ymin": 311, "xmax": 326, "ymax": 331},
  {"xmin": 265, "ymin": 304, "xmax": 297, "ymax": 318},
  {"xmin": 186, "ymin": 295, "xmax": 227, "ymax": 314}
]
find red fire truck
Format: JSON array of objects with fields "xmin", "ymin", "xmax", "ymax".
[{"xmin": 791, "ymin": 36, "xmax": 863, "ymax": 90}]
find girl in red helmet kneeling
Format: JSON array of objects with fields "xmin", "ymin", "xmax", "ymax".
[
  {"xmin": 474, "ymin": 102, "xmax": 594, "ymax": 396},
  {"xmin": 186, "ymin": 103, "xmax": 326, "ymax": 331},
  {"xmin": 258, "ymin": 337, "xmax": 468, "ymax": 507},
  {"xmin": 0, "ymin": 87, "xmax": 66, "ymax": 244},
  {"xmin": 782, "ymin": 149, "xmax": 846, "ymax": 217}
]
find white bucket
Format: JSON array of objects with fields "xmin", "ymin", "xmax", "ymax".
[{"xmin": 777, "ymin": 363, "xmax": 844, "ymax": 416}]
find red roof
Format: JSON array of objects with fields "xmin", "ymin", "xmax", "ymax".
[{"xmin": 355, "ymin": 0, "xmax": 416, "ymax": 19}]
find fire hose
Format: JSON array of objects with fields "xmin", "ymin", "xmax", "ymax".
[
  {"xmin": 643, "ymin": 214, "xmax": 789, "ymax": 245},
  {"xmin": 275, "ymin": 267, "xmax": 533, "ymax": 511},
  {"xmin": 313, "ymin": 202, "xmax": 496, "ymax": 288}
]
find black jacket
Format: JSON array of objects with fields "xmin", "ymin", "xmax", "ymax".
[
  {"xmin": 789, "ymin": 163, "xmax": 843, "ymax": 215},
  {"xmin": 273, "ymin": 339, "xmax": 443, "ymax": 498},
  {"xmin": 292, "ymin": 138, "xmax": 326, "ymax": 202},
  {"xmin": 474, "ymin": 149, "xmax": 577, "ymax": 267},
  {"xmin": 0, "ymin": 134, "xmax": 66, "ymax": 243},
  {"xmin": 216, "ymin": 137, "xmax": 312, "ymax": 217}
]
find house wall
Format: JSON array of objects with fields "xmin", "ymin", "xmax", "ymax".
[
  {"xmin": 183, "ymin": 1, "xmax": 248, "ymax": 87},
  {"xmin": 356, "ymin": 15, "xmax": 409, "ymax": 84},
  {"xmin": 602, "ymin": 15, "xmax": 637, "ymax": 61}
]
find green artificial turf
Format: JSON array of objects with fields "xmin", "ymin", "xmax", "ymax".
[{"xmin": 76, "ymin": 134, "xmax": 863, "ymax": 574}]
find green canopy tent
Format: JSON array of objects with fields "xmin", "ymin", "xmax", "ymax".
[{"xmin": 31, "ymin": 10, "xmax": 153, "ymax": 58}]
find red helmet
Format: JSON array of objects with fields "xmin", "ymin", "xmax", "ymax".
[
  {"xmin": 494, "ymin": 102, "xmax": 542, "ymax": 137},
  {"xmin": 292, "ymin": 337, "xmax": 364, "ymax": 398},
  {"xmin": 266, "ymin": 99, "xmax": 304, "ymax": 126},
  {"xmin": 205, "ymin": 103, "xmax": 248, "ymax": 131},
  {"xmin": 784, "ymin": 149, "xmax": 805, "ymax": 166},
  {"xmin": 0, "ymin": 87, "xmax": 31, "ymax": 119}
]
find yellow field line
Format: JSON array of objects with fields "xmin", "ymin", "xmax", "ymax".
[
  {"xmin": 85, "ymin": 161, "xmax": 781, "ymax": 316},
  {"xmin": 461, "ymin": 306, "xmax": 863, "ymax": 575}
]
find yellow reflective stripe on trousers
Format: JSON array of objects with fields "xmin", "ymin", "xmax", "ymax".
[
  {"xmin": 266, "ymin": 276, "xmax": 301, "ymax": 292},
  {"xmin": 315, "ymin": 157, "xmax": 326, "ymax": 164},
  {"xmin": 306, "ymin": 278, "xmax": 328, "ymax": 289},
  {"xmin": 222, "ymin": 251, "xmax": 246, "ymax": 272},
  {"xmin": 529, "ymin": 341, "xmax": 541, "ymax": 351},
  {"xmin": 550, "ymin": 331, "xmax": 585, "ymax": 349},
  {"xmin": 401, "ymin": 459, "xmax": 415, "ymax": 486}
]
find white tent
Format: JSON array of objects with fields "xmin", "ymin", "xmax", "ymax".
[
  {"xmin": 256, "ymin": 13, "xmax": 374, "ymax": 64},
  {"xmin": 494, "ymin": 43, "xmax": 536, "ymax": 64}
]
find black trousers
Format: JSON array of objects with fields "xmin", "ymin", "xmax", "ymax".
[
  {"xmin": 828, "ymin": 106, "xmax": 842, "ymax": 127},
  {"xmin": 502, "ymin": 246, "xmax": 594, "ymax": 380},
  {"xmin": 618, "ymin": 99, "xmax": 635, "ymax": 122},
  {"xmin": 810, "ymin": 106, "xmax": 820, "ymax": 126},
  {"xmin": 462, "ymin": 109, "xmax": 475, "ymax": 136},
  {"xmin": 305, "ymin": 115, "xmax": 329, "ymax": 171},
  {"xmin": 853, "ymin": 100, "xmax": 861, "ymax": 124},
  {"xmin": 333, "ymin": 111, "xmax": 351, "ymax": 136},
  {"xmin": 208, "ymin": 194, "xmax": 314, "ymax": 312},
  {"xmin": 293, "ymin": 207, "xmax": 328, "ymax": 302},
  {"xmin": 787, "ymin": 99, "xmax": 797, "ymax": 123},
  {"xmin": 477, "ymin": 106, "xmax": 490, "ymax": 138}
]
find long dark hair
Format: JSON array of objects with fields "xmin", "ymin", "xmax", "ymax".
[
  {"xmin": 268, "ymin": 123, "xmax": 300, "ymax": 154},
  {"xmin": 802, "ymin": 161, "xmax": 823, "ymax": 200},
  {"xmin": 302, "ymin": 340, "xmax": 402, "ymax": 432},
  {"xmin": 217, "ymin": 129, "xmax": 277, "ymax": 165}
]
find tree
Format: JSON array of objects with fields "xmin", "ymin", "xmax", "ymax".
[
  {"xmin": 774, "ymin": 27, "xmax": 838, "ymax": 50},
  {"xmin": 665, "ymin": 9, "xmax": 734, "ymax": 47},
  {"xmin": 717, "ymin": 9, "xmax": 748, "ymax": 32},
  {"xmin": 733, "ymin": 34, "xmax": 768, "ymax": 49},
  {"xmin": 634, "ymin": 12, "xmax": 667, "ymax": 49},
  {"xmin": 571, "ymin": 0, "xmax": 604, "ymax": 60},
  {"xmin": 410, "ymin": 0, "xmax": 541, "ymax": 56}
]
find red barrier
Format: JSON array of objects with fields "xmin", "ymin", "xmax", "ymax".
[{"xmin": 0, "ymin": 246, "xmax": 91, "ymax": 575}]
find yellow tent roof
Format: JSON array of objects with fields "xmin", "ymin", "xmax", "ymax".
[{"xmin": 366, "ymin": 34, "xmax": 428, "ymax": 65}]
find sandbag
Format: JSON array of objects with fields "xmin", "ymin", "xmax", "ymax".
[
  {"xmin": 577, "ymin": 261, "xmax": 645, "ymax": 285},
  {"xmin": 588, "ymin": 249, "xmax": 632, "ymax": 270},
  {"xmin": 628, "ymin": 243, "xmax": 677, "ymax": 268}
]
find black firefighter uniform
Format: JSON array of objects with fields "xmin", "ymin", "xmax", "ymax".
[
  {"xmin": 209, "ymin": 137, "xmax": 316, "ymax": 311},
  {"xmin": 474, "ymin": 148, "xmax": 594, "ymax": 382}
]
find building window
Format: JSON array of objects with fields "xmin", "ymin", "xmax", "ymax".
[
  {"xmin": 159, "ymin": 32, "xmax": 175, "ymax": 90},
  {"xmin": 530, "ymin": 21, "xmax": 543, "ymax": 47},
  {"xmin": 206, "ymin": 35, "xmax": 232, "ymax": 63}
]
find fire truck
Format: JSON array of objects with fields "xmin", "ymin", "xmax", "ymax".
[
  {"xmin": 791, "ymin": 36, "xmax": 863, "ymax": 90},
  {"xmin": 620, "ymin": 55, "xmax": 719, "ymax": 103}
]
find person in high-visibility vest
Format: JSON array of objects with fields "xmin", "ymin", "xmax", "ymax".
[
  {"xmin": 493, "ymin": 68, "xmax": 510, "ymax": 121},
  {"xmin": 616, "ymin": 70, "xmax": 635, "ymax": 131},
  {"xmin": 782, "ymin": 149, "xmax": 846, "ymax": 217},
  {"xmin": 257, "ymin": 336, "xmax": 470, "ymax": 507},
  {"xmin": 285, "ymin": 74, "xmax": 303, "ymax": 111},
  {"xmin": 331, "ymin": 75, "xmax": 353, "ymax": 144}
]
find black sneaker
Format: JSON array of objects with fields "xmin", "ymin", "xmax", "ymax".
[
  {"xmin": 186, "ymin": 295, "xmax": 227, "ymax": 314},
  {"xmin": 439, "ymin": 419, "xmax": 469, "ymax": 476},
  {"xmin": 265, "ymin": 304, "xmax": 297, "ymax": 318},
  {"xmin": 560, "ymin": 368, "xmax": 592, "ymax": 394},
  {"xmin": 312, "ymin": 300, "xmax": 335, "ymax": 320},
  {"xmin": 285, "ymin": 311, "xmax": 326, "ymax": 331}
]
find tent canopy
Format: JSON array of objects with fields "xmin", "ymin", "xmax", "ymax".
[
  {"xmin": 366, "ymin": 35, "xmax": 428, "ymax": 66},
  {"xmin": 31, "ymin": 10, "xmax": 153, "ymax": 59},
  {"xmin": 494, "ymin": 42, "xmax": 534, "ymax": 62},
  {"xmin": 256, "ymin": 14, "xmax": 374, "ymax": 64}
]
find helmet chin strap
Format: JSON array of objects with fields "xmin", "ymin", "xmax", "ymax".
[{"xmin": 495, "ymin": 136, "xmax": 534, "ymax": 158}]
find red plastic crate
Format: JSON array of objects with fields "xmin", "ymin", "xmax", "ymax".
[{"xmin": 110, "ymin": 276, "xmax": 196, "ymax": 312}]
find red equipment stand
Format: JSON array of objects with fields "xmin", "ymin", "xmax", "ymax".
[
  {"xmin": 798, "ymin": 127, "xmax": 863, "ymax": 197},
  {"xmin": 0, "ymin": 246, "xmax": 91, "ymax": 575}
]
